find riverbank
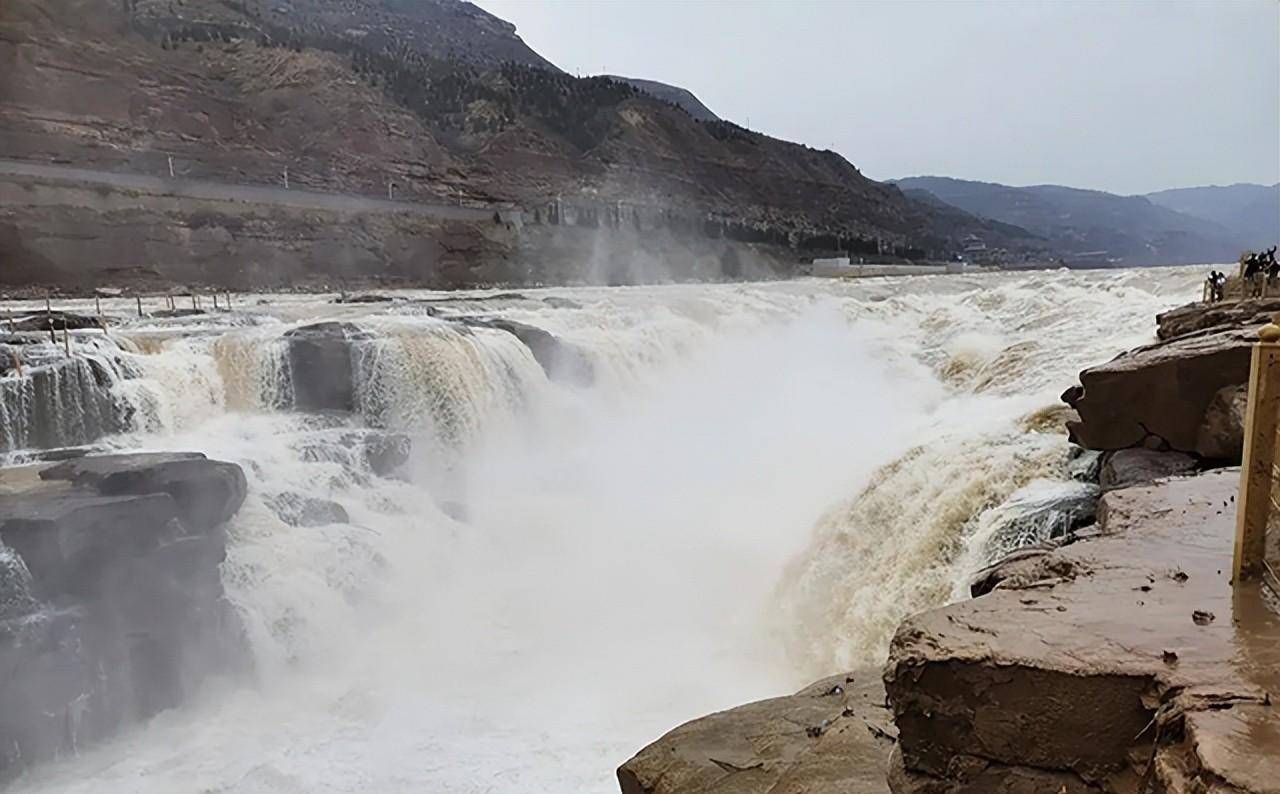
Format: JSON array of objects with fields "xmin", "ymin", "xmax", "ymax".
[{"xmin": 618, "ymin": 296, "xmax": 1280, "ymax": 793}]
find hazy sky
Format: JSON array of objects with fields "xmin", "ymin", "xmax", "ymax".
[{"xmin": 474, "ymin": 0, "xmax": 1280, "ymax": 195}]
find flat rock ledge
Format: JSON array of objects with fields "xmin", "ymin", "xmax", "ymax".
[
  {"xmin": 1157, "ymin": 298, "xmax": 1280, "ymax": 341},
  {"xmin": 0, "ymin": 452, "xmax": 248, "ymax": 779},
  {"xmin": 886, "ymin": 470, "xmax": 1280, "ymax": 794},
  {"xmin": 617, "ymin": 673, "xmax": 895, "ymax": 794}
]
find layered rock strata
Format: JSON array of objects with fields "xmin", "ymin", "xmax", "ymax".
[{"xmin": 0, "ymin": 452, "xmax": 248, "ymax": 778}]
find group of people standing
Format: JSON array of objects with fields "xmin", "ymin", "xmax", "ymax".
[
  {"xmin": 1243, "ymin": 247, "xmax": 1279, "ymax": 297},
  {"xmin": 1205, "ymin": 246, "xmax": 1279, "ymax": 302}
]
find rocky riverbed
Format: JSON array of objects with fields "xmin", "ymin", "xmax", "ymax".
[{"xmin": 619, "ymin": 296, "xmax": 1280, "ymax": 794}]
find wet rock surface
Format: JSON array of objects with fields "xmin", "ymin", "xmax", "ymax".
[
  {"xmin": 1063, "ymin": 325, "xmax": 1255, "ymax": 456},
  {"xmin": 1099, "ymin": 448, "xmax": 1199, "ymax": 491},
  {"xmin": 0, "ymin": 339, "xmax": 135, "ymax": 453},
  {"xmin": 617, "ymin": 673, "xmax": 894, "ymax": 794},
  {"xmin": 284, "ymin": 322, "xmax": 373, "ymax": 412},
  {"xmin": 0, "ymin": 453, "xmax": 248, "ymax": 778},
  {"xmin": 8, "ymin": 310, "xmax": 109, "ymax": 333},
  {"xmin": 457, "ymin": 316, "xmax": 596, "ymax": 386},
  {"xmin": 885, "ymin": 471, "xmax": 1280, "ymax": 794},
  {"xmin": 41, "ymin": 452, "xmax": 247, "ymax": 533},
  {"xmin": 264, "ymin": 491, "xmax": 350, "ymax": 527}
]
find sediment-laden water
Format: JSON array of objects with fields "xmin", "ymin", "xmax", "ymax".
[{"xmin": 0, "ymin": 268, "xmax": 1203, "ymax": 792}]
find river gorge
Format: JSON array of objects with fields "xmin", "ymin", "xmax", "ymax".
[{"xmin": 0, "ymin": 268, "xmax": 1212, "ymax": 792}]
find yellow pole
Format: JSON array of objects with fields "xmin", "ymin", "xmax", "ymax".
[{"xmin": 1234, "ymin": 323, "xmax": 1280, "ymax": 582}]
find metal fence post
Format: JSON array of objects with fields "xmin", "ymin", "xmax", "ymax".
[{"xmin": 1234, "ymin": 323, "xmax": 1280, "ymax": 582}]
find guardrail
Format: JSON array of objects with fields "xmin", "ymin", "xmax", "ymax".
[{"xmin": 1234, "ymin": 322, "xmax": 1280, "ymax": 587}]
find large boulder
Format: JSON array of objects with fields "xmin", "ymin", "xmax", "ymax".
[
  {"xmin": 40, "ymin": 452, "xmax": 247, "ymax": 534},
  {"xmin": 1195, "ymin": 383, "xmax": 1247, "ymax": 462},
  {"xmin": 1099, "ymin": 448, "xmax": 1198, "ymax": 491},
  {"xmin": 284, "ymin": 322, "xmax": 372, "ymax": 412},
  {"xmin": 0, "ymin": 489, "xmax": 180, "ymax": 598},
  {"xmin": 0, "ymin": 452, "xmax": 248, "ymax": 779},
  {"xmin": 458, "ymin": 317, "xmax": 595, "ymax": 386},
  {"xmin": 617, "ymin": 673, "xmax": 894, "ymax": 794},
  {"xmin": 264, "ymin": 491, "xmax": 350, "ymax": 527},
  {"xmin": 1063, "ymin": 326, "xmax": 1255, "ymax": 457}
]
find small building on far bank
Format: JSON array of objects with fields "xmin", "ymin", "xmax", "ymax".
[{"xmin": 811, "ymin": 256, "xmax": 854, "ymax": 277}]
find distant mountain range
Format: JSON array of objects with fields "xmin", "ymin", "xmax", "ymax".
[
  {"xmin": 1146, "ymin": 184, "xmax": 1280, "ymax": 251},
  {"xmin": 893, "ymin": 176, "xmax": 1278, "ymax": 265}
]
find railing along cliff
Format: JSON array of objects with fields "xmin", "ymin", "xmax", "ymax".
[{"xmin": 1234, "ymin": 322, "xmax": 1280, "ymax": 587}]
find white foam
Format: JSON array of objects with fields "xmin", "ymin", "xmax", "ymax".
[{"xmin": 9, "ymin": 267, "xmax": 1202, "ymax": 793}]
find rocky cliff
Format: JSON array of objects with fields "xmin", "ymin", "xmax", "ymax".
[{"xmin": 0, "ymin": 0, "xmax": 1042, "ymax": 290}]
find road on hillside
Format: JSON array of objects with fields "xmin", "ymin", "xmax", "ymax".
[{"xmin": 0, "ymin": 159, "xmax": 514, "ymax": 222}]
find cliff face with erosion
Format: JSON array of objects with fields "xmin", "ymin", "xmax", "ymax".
[{"xmin": 0, "ymin": 0, "xmax": 1040, "ymax": 290}]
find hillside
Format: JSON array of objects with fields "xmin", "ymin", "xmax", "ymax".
[
  {"xmin": 894, "ymin": 176, "xmax": 1245, "ymax": 265},
  {"xmin": 604, "ymin": 76, "xmax": 722, "ymax": 122},
  {"xmin": 0, "ymin": 0, "xmax": 1047, "ymax": 291},
  {"xmin": 1146, "ymin": 183, "xmax": 1279, "ymax": 250}
]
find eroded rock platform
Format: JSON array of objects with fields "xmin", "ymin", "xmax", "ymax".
[
  {"xmin": 886, "ymin": 471, "xmax": 1280, "ymax": 793},
  {"xmin": 617, "ymin": 673, "xmax": 895, "ymax": 794}
]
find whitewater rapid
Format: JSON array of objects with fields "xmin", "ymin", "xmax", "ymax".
[{"xmin": 3, "ymin": 268, "xmax": 1204, "ymax": 793}]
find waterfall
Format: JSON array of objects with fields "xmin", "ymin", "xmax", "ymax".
[
  {"xmin": 2, "ymin": 268, "xmax": 1205, "ymax": 794},
  {"xmin": 0, "ymin": 335, "xmax": 138, "ymax": 456}
]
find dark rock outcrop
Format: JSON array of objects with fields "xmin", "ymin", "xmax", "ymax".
[
  {"xmin": 9, "ymin": 311, "xmax": 109, "ymax": 333},
  {"xmin": 361, "ymin": 431, "xmax": 412, "ymax": 478},
  {"xmin": 41, "ymin": 452, "xmax": 247, "ymax": 533},
  {"xmin": 1063, "ymin": 326, "xmax": 1255, "ymax": 457},
  {"xmin": 284, "ymin": 322, "xmax": 373, "ymax": 412},
  {"xmin": 294, "ymin": 429, "xmax": 412, "ymax": 480},
  {"xmin": 264, "ymin": 491, "xmax": 349, "ymax": 527},
  {"xmin": 617, "ymin": 673, "xmax": 894, "ymax": 794},
  {"xmin": 333, "ymin": 293, "xmax": 394, "ymax": 304},
  {"xmin": 984, "ymin": 482, "xmax": 1098, "ymax": 551},
  {"xmin": 458, "ymin": 317, "xmax": 596, "ymax": 386},
  {"xmin": 0, "ymin": 452, "xmax": 248, "ymax": 778},
  {"xmin": 1099, "ymin": 448, "xmax": 1198, "ymax": 491}
]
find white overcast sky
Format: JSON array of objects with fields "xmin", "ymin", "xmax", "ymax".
[{"xmin": 473, "ymin": 0, "xmax": 1280, "ymax": 195}]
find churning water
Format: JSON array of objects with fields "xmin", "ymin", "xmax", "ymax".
[{"xmin": 2, "ymin": 268, "xmax": 1203, "ymax": 792}]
